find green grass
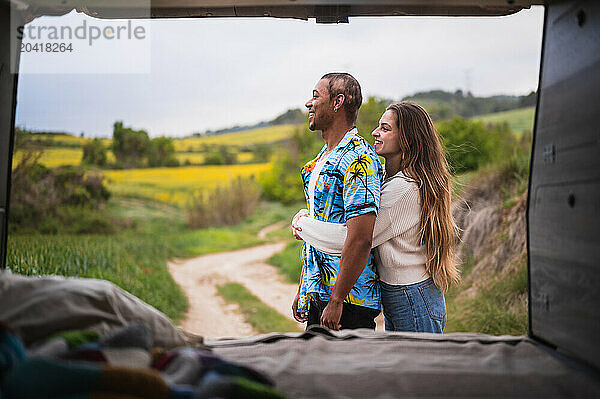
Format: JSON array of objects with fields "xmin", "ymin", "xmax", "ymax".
[
  {"xmin": 444, "ymin": 254, "xmax": 528, "ymax": 335},
  {"xmin": 262, "ymin": 201, "xmax": 306, "ymax": 284},
  {"xmin": 8, "ymin": 233, "xmax": 189, "ymax": 322},
  {"xmin": 472, "ymin": 106, "xmax": 535, "ymax": 136},
  {"xmin": 217, "ymin": 283, "xmax": 301, "ymax": 333},
  {"xmin": 267, "ymin": 241, "xmax": 303, "ymax": 284},
  {"xmin": 7, "ymin": 199, "xmax": 300, "ymax": 322}
]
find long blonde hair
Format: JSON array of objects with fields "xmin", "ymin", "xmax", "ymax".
[{"xmin": 386, "ymin": 102, "xmax": 459, "ymax": 292}]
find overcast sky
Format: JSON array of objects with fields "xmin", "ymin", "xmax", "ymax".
[{"xmin": 15, "ymin": 6, "xmax": 544, "ymax": 138}]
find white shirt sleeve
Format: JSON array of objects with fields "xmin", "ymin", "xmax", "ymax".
[
  {"xmin": 295, "ymin": 176, "xmax": 420, "ymax": 255},
  {"xmin": 296, "ymin": 215, "xmax": 347, "ymax": 255}
]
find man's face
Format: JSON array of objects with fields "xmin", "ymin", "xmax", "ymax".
[{"xmin": 305, "ymin": 79, "xmax": 335, "ymax": 132}]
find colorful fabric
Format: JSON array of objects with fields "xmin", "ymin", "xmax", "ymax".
[
  {"xmin": 298, "ymin": 127, "xmax": 383, "ymax": 312},
  {"xmin": 1, "ymin": 326, "xmax": 284, "ymax": 399},
  {"xmin": 2, "ymin": 357, "xmax": 170, "ymax": 399},
  {"xmin": 99, "ymin": 322, "xmax": 152, "ymax": 351},
  {"xmin": 28, "ymin": 337, "xmax": 69, "ymax": 358},
  {"xmin": 0, "ymin": 324, "xmax": 26, "ymax": 377},
  {"xmin": 52, "ymin": 330, "xmax": 101, "ymax": 349}
]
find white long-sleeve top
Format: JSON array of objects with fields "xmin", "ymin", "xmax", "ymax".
[{"xmin": 296, "ymin": 170, "xmax": 429, "ymax": 285}]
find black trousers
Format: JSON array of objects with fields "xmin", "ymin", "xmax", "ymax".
[{"xmin": 307, "ymin": 297, "xmax": 380, "ymax": 330}]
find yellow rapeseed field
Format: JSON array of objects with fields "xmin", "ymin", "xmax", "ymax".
[
  {"xmin": 31, "ymin": 134, "xmax": 111, "ymax": 148},
  {"xmin": 12, "ymin": 148, "xmax": 116, "ymax": 169},
  {"xmin": 26, "ymin": 125, "xmax": 298, "ymax": 153},
  {"xmin": 174, "ymin": 124, "xmax": 299, "ymax": 151},
  {"xmin": 175, "ymin": 151, "xmax": 254, "ymax": 165},
  {"xmin": 104, "ymin": 163, "xmax": 272, "ymax": 206},
  {"xmin": 175, "ymin": 152, "xmax": 205, "ymax": 165},
  {"xmin": 237, "ymin": 152, "xmax": 254, "ymax": 163},
  {"xmin": 12, "ymin": 148, "xmax": 81, "ymax": 168}
]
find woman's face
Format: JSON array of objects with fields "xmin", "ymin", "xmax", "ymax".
[{"xmin": 372, "ymin": 110, "xmax": 401, "ymax": 157}]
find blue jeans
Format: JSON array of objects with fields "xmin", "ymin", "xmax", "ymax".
[{"xmin": 380, "ymin": 278, "xmax": 446, "ymax": 333}]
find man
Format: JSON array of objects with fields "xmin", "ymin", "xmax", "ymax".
[{"xmin": 292, "ymin": 72, "xmax": 384, "ymax": 330}]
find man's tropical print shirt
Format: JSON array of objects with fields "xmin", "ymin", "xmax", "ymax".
[{"xmin": 298, "ymin": 127, "xmax": 384, "ymax": 313}]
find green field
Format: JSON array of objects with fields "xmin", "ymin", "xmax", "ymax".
[
  {"xmin": 7, "ymin": 199, "xmax": 299, "ymax": 321},
  {"xmin": 473, "ymin": 106, "xmax": 535, "ymax": 135}
]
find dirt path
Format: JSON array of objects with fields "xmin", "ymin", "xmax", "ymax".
[
  {"xmin": 169, "ymin": 223, "xmax": 383, "ymax": 338},
  {"xmin": 168, "ymin": 223, "xmax": 304, "ymax": 338}
]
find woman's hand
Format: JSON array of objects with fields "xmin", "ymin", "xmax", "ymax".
[{"xmin": 291, "ymin": 209, "xmax": 309, "ymax": 240}]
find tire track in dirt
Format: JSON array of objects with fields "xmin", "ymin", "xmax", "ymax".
[
  {"xmin": 168, "ymin": 223, "xmax": 303, "ymax": 338},
  {"xmin": 169, "ymin": 222, "xmax": 383, "ymax": 338}
]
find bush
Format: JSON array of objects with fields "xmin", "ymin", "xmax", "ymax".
[
  {"xmin": 251, "ymin": 143, "xmax": 273, "ymax": 162},
  {"xmin": 437, "ymin": 118, "xmax": 517, "ymax": 174},
  {"xmin": 187, "ymin": 176, "xmax": 261, "ymax": 228},
  {"xmin": 82, "ymin": 138, "xmax": 108, "ymax": 167},
  {"xmin": 147, "ymin": 137, "xmax": 179, "ymax": 167},
  {"xmin": 203, "ymin": 145, "xmax": 237, "ymax": 165},
  {"xmin": 10, "ymin": 143, "xmax": 112, "ymax": 234},
  {"xmin": 260, "ymin": 126, "xmax": 321, "ymax": 204}
]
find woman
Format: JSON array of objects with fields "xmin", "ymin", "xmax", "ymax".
[{"xmin": 292, "ymin": 101, "xmax": 459, "ymax": 333}]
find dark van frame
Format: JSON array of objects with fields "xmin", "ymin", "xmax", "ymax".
[{"xmin": 1, "ymin": 0, "xmax": 598, "ymax": 376}]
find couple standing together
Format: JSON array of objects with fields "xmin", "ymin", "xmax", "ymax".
[{"xmin": 290, "ymin": 72, "xmax": 459, "ymax": 332}]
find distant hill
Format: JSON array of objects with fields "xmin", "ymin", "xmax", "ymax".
[
  {"xmin": 472, "ymin": 106, "xmax": 535, "ymax": 135},
  {"xmin": 403, "ymin": 90, "xmax": 536, "ymax": 121},
  {"xmin": 270, "ymin": 108, "xmax": 306, "ymax": 125},
  {"xmin": 199, "ymin": 90, "xmax": 537, "ymax": 137},
  {"xmin": 194, "ymin": 108, "xmax": 306, "ymax": 137}
]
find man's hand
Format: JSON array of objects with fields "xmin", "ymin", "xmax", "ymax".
[
  {"xmin": 292, "ymin": 290, "xmax": 308, "ymax": 323},
  {"xmin": 291, "ymin": 209, "xmax": 309, "ymax": 240},
  {"xmin": 320, "ymin": 299, "xmax": 343, "ymax": 330}
]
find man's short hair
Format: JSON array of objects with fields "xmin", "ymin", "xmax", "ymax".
[{"xmin": 321, "ymin": 72, "xmax": 363, "ymax": 124}]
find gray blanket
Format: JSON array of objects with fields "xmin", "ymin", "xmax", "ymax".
[
  {"xmin": 209, "ymin": 328, "xmax": 600, "ymax": 398},
  {"xmin": 0, "ymin": 270, "xmax": 203, "ymax": 348}
]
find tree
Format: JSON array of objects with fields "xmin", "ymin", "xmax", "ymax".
[
  {"xmin": 111, "ymin": 121, "xmax": 150, "ymax": 168},
  {"xmin": 252, "ymin": 143, "xmax": 272, "ymax": 162},
  {"xmin": 82, "ymin": 138, "xmax": 108, "ymax": 167},
  {"xmin": 203, "ymin": 145, "xmax": 237, "ymax": 165},
  {"xmin": 147, "ymin": 137, "xmax": 179, "ymax": 167},
  {"xmin": 355, "ymin": 97, "xmax": 389, "ymax": 146}
]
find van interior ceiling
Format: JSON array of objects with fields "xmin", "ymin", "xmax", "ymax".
[{"xmin": 1, "ymin": 0, "xmax": 599, "ymax": 397}]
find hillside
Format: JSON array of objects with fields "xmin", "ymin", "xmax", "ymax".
[
  {"xmin": 446, "ymin": 166, "xmax": 528, "ymax": 334},
  {"xmin": 194, "ymin": 108, "xmax": 306, "ymax": 137},
  {"xmin": 403, "ymin": 90, "xmax": 536, "ymax": 121},
  {"xmin": 175, "ymin": 124, "xmax": 299, "ymax": 150},
  {"xmin": 472, "ymin": 106, "xmax": 535, "ymax": 135}
]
